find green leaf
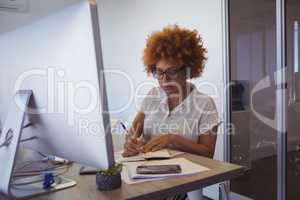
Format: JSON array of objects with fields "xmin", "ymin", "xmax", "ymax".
[{"xmin": 98, "ymin": 163, "xmax": 122, "ymax": 175}]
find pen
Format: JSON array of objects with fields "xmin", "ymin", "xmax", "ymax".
[
  {"xmin": 120, "ymin": 122, "xmax": 128, "ymax": 134},
  {"xmin": 120, "ymin": 122, "xmax": 138, "ymax": 144}
]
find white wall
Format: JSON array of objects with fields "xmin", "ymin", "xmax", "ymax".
[
  {"xmin": 0, "ymin": 0, "xmax": 82, "ymax": 34},
  {"xmin": 97, "ymin": 1, "xmax": 225, "ymax": 198}
]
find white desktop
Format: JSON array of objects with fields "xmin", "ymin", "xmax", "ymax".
[{"xmin": 0, "ymin": 0, "xmax": 115, "ymax": 198}]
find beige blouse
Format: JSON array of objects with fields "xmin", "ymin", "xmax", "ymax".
[{"xmin": 140, "ymin": 85, "xmax": 219, "ymax": 142}]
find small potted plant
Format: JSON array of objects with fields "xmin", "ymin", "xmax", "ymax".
[{"xmin": 96, "ymin": 163, "xmax": 122, "ymax": 191}]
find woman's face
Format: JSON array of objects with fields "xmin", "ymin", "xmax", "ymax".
[{"xmin": 154, "ymin": 59, "xmax": 187, "ymax": 96}]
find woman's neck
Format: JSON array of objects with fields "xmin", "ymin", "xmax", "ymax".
[{"xmin": 167, "ymin": 82, "xmax": 193, "ymax": 111}]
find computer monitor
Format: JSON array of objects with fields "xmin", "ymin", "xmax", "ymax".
[{"xmin": 0, "ymin": 0, "xmax": 115, "ymax": 198}]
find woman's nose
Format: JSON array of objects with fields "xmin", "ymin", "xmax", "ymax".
[{"xmin": 161, "ymin": 74, "xmax": 170, "ymax": 82}]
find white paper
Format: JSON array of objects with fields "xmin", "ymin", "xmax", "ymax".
[{"xmin": 116, "ymin": 149, "xmax": 185, "ymax": 163}]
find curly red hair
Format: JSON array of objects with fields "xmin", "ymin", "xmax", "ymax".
[{"xmin": 143, "ymin": 25, "xmax": 207, "ymax": 78}]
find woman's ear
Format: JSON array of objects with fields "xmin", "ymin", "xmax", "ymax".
[{"xmin": 184, "ymin": 66, "xmax": 193, "ymax": 79}]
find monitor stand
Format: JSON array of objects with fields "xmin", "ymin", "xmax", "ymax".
[{"xmin": 0, "ymin": 90, "xmax": 76, "ymax": 199}]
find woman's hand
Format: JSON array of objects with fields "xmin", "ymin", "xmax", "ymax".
[
  {"xmin": 122, "ymin": 136, "xmax": 145, "ymax": 157},
  {"xmin": 141, "ymin": 134, "xmax": 175, "ymax": 153}
]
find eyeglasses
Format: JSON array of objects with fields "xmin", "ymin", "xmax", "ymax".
[{"xmin": 152, "ymin": 66, "xmax": 186, "ymax": 80}]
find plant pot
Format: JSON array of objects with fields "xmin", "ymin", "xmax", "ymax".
[{"xmin": 96, "ymin": 172, "xmax": 122, "ymax": 191}]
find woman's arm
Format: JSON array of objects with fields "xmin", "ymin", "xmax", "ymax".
[
  {"xmin": 122, "ymin": 111, "xmax": 145, "ymax": 157},
  {"xmin": 128, "ymin": 111, "xmax": 145, "ymax": 138},
  {"xmin": 142, "ymin": 125, "xmax": 218, "ymax": 158},
  {"xmin": 172, "ymin": 125, "xmax": 218, "ymax": 158}
]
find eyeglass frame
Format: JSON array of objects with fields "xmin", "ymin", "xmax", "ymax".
[{"xmin": 151, "ymin": 65, "xmax": 187, "ymax": 80}]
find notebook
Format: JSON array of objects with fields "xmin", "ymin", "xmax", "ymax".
[{"xmin": 116, "ymin": 149, "xmax": 185, "ymax": 163}]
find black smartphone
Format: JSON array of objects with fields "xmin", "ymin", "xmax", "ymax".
[{"xmin": 136, "ymin": 164, "xmax": 181, "ymax": 174}]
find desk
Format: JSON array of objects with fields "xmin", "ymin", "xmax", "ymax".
[{"xmin": 3, "ymin": 153, "xmax": 244, "ymax": 200}]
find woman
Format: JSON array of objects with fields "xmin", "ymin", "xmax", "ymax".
[
  {"xmin": 123, "ymin": 25, "xmax": 219, "ymax": 199},
  {"xmin": 123, "ymin": 25, "xmax": 219, "ymax": 157}
]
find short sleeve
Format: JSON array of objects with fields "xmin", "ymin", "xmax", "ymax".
[
  {"xmin": 198, "ymin": 98, "xmax": 220, "ymax": 135},
  {"xmin": 139, "ymin": 87, "xmax": 161, "ymax": 114}
]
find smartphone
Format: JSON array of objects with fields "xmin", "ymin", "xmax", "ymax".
[{"xmin": 136, "ymin": 164, "xmax": 181, "ymax": 174}]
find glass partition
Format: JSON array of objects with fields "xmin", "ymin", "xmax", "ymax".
[
  {"xmin": 229, "ymin": 0, "xmax": 278, "ymax": 199},
  {"xmin": 286, "ymin": 0, "xmax": 300, "ymax": 199}
]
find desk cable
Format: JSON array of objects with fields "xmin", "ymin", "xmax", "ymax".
[
  {"xmin": 0, "ymin": 123, "xmax": 36, "ymax": 149},
  {"xmin": 0, "ymin": 129, "xmax": 13, "ymax": 148},
  {"xmin": 12, "ymin": 156, "xmax": 72, "ymax": 189}
]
